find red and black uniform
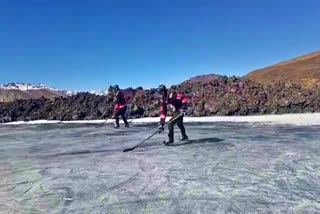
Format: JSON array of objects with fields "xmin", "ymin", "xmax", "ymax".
[
  {"xmin": 114, "ymin": 90, "xmax": 129, "ymax": 127},
  {"xmin": 160, "ymin": 91, "xmax": 168, "ymax": 127},
  {"xmin": 160, "ymin": 91, "xmax": 190, "ymax": 123},
  {"xmin": 160, "ymin": 91, "xmax": 188, "ymax": 143},
  {"xmin": 177, "ymin": 93, "xmax": 191, "ymax": 116}
]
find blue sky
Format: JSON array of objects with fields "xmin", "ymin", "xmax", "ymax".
[{"xmin": 1, "ymin": 0, "xmax": 319, "ymax": 91}]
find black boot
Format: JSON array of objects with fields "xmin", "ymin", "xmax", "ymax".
[
  {"xmin": 114, "ymin": 124, "xmax": 120, "ymax": 128},
  {"xmin": 163, "ymin": 138, "xmax": 174, "ymax": 146},
  {"xmin": 179, "ymin": 135, "xmax": 189, "ymax": 141},
  {"xmin": 125, "ymin": 123, "xmax": 129, "ymax": 128}
]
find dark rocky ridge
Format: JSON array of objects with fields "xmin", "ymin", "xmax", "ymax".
[{"xmin": 1, "ymin": 76, "xmax": 320, "ymax": 123}]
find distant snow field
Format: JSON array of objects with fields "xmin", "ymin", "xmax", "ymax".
[{"xmin": 3, "ymin": 113, "xmax": 320, "ymax": 126}]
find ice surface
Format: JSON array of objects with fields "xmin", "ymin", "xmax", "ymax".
[{"xmin": 1, "ymin": 122, "xmax": 320, "ymax": 213}]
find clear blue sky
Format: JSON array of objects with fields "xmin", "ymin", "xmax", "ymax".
[{"xmin": 1, "ymin": 0, "xmax": 319, "ymax": 91}]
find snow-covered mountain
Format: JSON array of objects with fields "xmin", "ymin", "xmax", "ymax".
[
  {"xmin": 0, "ymin": 83, "xmax": 113, "ymax": 100},
  {"xmin": 1, "ymin": 83, "xmax": 58, "ymax": 91},
  {"xmin": 0, "ymin": 83, "xmax": 69, "ymax": 103},
  {"xmin": 60, "ymin": 90, "xmax": 78, "ymax": 96},
  {"xmin": 0, "ymin": 83, "xmax": 81, "ymax": 95},
  {"xmin": 89, "ymin": 89, "xmax": 109, "ymax": 96}
]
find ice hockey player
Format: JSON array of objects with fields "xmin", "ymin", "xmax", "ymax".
[
  {"xmin": 158, "ymin": 85, "xmax": 188, "ymax": 145},
  {"xmin": 112, "ymin": 85, "xmax": 129, "ymax": 128}
]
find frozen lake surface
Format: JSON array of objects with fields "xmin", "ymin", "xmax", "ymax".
[{"xmin": 1, "ymin": 121, "xmax": 320, "ymax": 213}]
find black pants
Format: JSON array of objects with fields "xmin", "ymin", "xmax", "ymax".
[
  {"xmin": 168, "ymin": 112, "xmax": 187, "ymax": 141},
  {"xmin": 115, "ymin": 106, "xmax": 128, "ymax": 126}
]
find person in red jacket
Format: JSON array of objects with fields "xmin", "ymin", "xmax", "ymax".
[
  {"xmin": 158, "ymin": 85, "xmax": 188, "ymax": 145},
  {"xmin": 112, "ymin": 85, "xmax": 129, "ymax": 128}
]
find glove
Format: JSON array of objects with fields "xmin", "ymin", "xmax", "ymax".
[
  {"xmin": 158, "ymin": 124, "xmax": 164, "ymax": 133},
  {"xmin": 181, "ymin": 109, "xmax": 187, "ymax": 116}
]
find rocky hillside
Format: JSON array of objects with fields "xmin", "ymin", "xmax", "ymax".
[
  {"xmin": 0, "ymin": 83, "xmax": 67, "ymax": 102},
  {"xmin": 1, "ymin": 76, "xmax": 319, "ymax": 123},
  {"xmin": 182, "ymin": 74, "xmax": 223, "ymax": 84},
  {"xmin": 244, "ymin": 51, "xmax": 320, "ymax": 88},
  {"xmin": 0, "ymin": 89, "xmax": 67, "ymax": 103}
]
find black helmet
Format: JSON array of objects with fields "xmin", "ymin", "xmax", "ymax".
[
  {"xmin": 114, "ymin": 85, "xmax": 120, "ymax": 92},
  {"xmin": 159, "ymin": 84, "xmax": 167, "ymax": 94}
]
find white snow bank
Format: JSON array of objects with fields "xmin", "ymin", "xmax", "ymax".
[
  {"xmin": 130, "ymin": 113, "xmax": 320, "ymax": 125},
  {"xmin": 5, "ymin": 120, "xmax": 61, "ymax": 125},
  {"xmin": 2, "ymin": 113, "xmax": 320, "ymax": 126},
  {"xmin": 185, "ymin": 113, "xmax": 320, "ymax": 125}
]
